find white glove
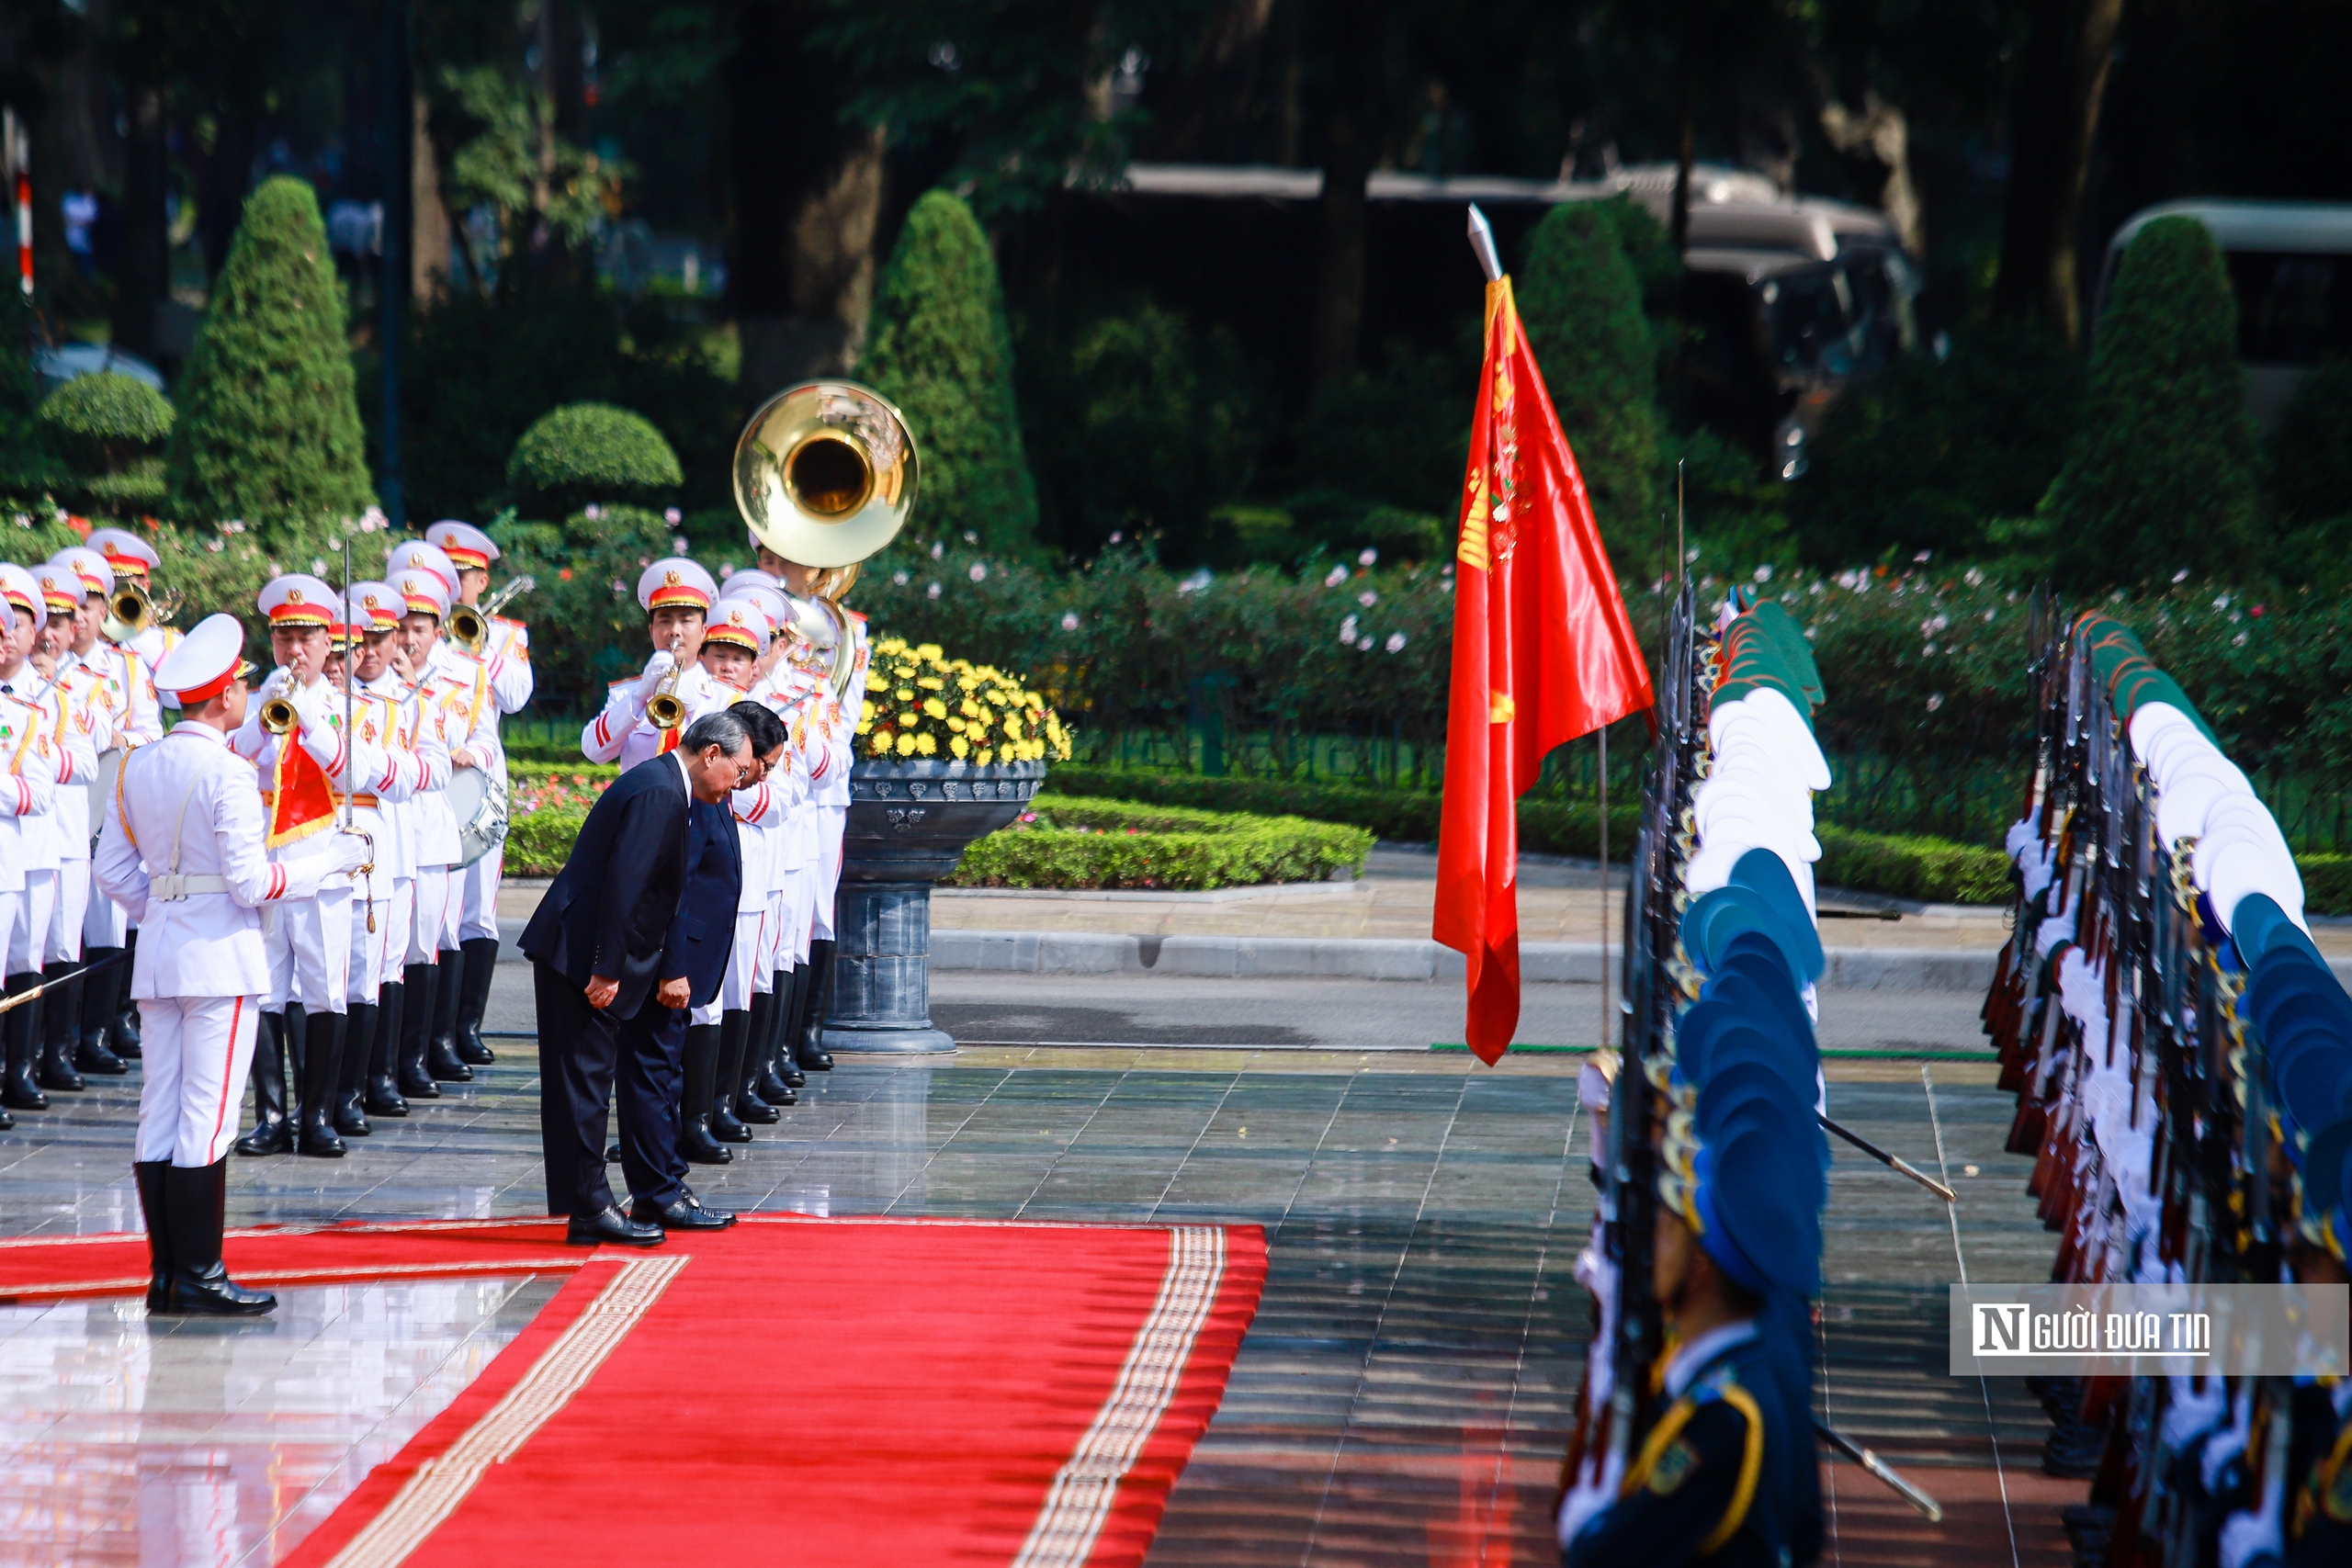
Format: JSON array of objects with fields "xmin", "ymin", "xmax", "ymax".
[
  {"xmin": 1555, "ymin": 1445, "xmax": 1624, "ymax": 1550},
  {"xmin": 290, "ymin": 675, "xmax": 338, "ymax": 732},
  {"xmin": 636, "ymin": 651, "xmax": 677, "ymax": 703},
  {"xmin": 332, "ymin": 833, "xmax": 371, "ymax": 875}
]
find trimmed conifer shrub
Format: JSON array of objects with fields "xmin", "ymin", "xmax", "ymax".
[
  {"xmin": 506, "ymin": 402, "xmax": 682, "ymax": 515},
  {"xmin": 164, "ymin": 176, "xmax": 376, "ymax": 530},
  {"xmin": 41, "ymin": 372, "xmax": 174, "ymax": 514},
  {"xmin": 860, "ymin": 190, "xmax": 1040, "ymax": 555},
  {"xmin": 2029, "ymin": 216, "xmax": 2261, "ymax": 589},
  {"xmin": 1514, "ymin": 201, "xmax": 1660, "ymax": 571}
]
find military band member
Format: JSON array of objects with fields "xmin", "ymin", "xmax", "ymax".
[
  {"xmin": 322, "ymin": 584, "xmax": 428, "ymax": 1138},
  {"xmin": 424, "ymin": 521, "xmax": 532, "ymax": 1068},
  {"xmin": 96, "ymin": 615, "xmax": 368, "ymax": 1314},
  {"xmin": 386, "ymin": 566, "xmax": 482, "ymax": 1093},
  {"xmin": 361, "ymin": 584, "xmax": 449, "ymax": 1111},
  {"xmin": 0, "ymin": 565, "xmax": 60, "ymax": 1122},
  {"xmin": 721, "ymin": 579, "xmax": 812, "ymax": 1106},
  {"xmin": 46, "ymin": 546, "xmax": 141, "ymax": 1074},
  {"xmin": 229, "ymin": 576, "xmax": 389, "ymax": 1159},
  {"xmin": 582, "ymin": 558, "xmax": 729, "ymax": 768},
  {"xmin": 27, "ymin": 562, "xmax": 108, "ymax": 1094},
  {"xmin": 85, "ymin": 526, "xmax": 169, "ymax": 1064}
]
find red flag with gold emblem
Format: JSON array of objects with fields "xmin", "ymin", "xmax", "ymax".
[{"xmin": 1434, "ymin": 274, "xmax": 1655, "ymax": 1064}]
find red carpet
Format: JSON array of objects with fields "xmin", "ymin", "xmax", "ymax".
[{"xmin": 0, "ymin": 1214, "xmax": 1268, "ymax": 1567}]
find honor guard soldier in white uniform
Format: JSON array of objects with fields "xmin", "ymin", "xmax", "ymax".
[
  {"xmin": 85, "ymin": 526, "xmax": 170, "ymax": 1065},
  {"xmin": 28, "ymin": 562, "xmax": 109, "ymax": 1095},
  {"xmin": 322, "ymin": 584, "xmax": 427, "ymax": 1139},
  {"xmin": 96, "ymin": 615, "xmax": 369, "ymax": 1314},
  {"xmin": 0, "ymin": 565, "xmax": 60, "ymax": 1123},
  {"xmin": 424, "ymin": 522, "xmax": 532, "ymax": 1068},
  {"xmin": 228, "ymin": 575, "xmax": 389, "ymax": 1159},
  {"xmin": 726, "ymin": 578, "xmax": 820, "ymax": 1103},
  {"xmin": 359, "ymin": 581, "xmax": 448, "ymax": 1111},
  {"xmin": 386, "ymin": 562, "xmax": 496, "ymax": 1091},
  {"xmin": 582, "ymin": 558, "xmax": 729, "ymax": 768},
  {"xmin": 0, "ymin": 562, "xmax": 70, "ymax": 1108},
  {"xmin": 46, "ymin": 546, "xmax": 141, "ymax": 1075}
]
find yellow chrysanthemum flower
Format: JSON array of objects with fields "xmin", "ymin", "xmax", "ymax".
[
  {"xmin": 915, "ymin": 643, "xmax": 944, "ymax": 660},
  {"xmin": 913, "ymin": 731, "xmax": 937, "ymax": 755},
  {"xmin": 865, "ymin": 671, "xmax": 887, "ymax": 692},
  {"xmin": 898, "ymin": 710, "xmax": 919, "ymax": 728},
  {"xmin": 976, "ymin": 748, "xmax": 993, "ymax": 765},
  {"xmin": 916, "ymin": 675, "xmax": 944, "ymax": 691},
  {"xmin": 895, "ymin": 686, "xmax": 913, "ymax": 701},
  {"xmin": 950, "ymin": 735, "xmax": 969, "ymax": 759},
  {"xmin": 922, "ymin": 697, "xmax": 947, "ymax": 720},
  {"xmin": 870, "ymin": 730, "xmax": 894, "ymax": 755},
  {"xmin": 946, "ymin": 716, "xmax": 965, "ymax": 733},
  {"xmin": 861, "ymin": 700, "xmax": 877, "ymax": 724},
  {"xmin": 1002, "ymin": 716, "xmax": 1024, "ymax": 740},
  {"xmin": 896, "ymin": 731, "xmax": 918, "ymax": 757}
]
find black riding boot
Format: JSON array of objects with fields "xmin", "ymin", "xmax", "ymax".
[
  {"xmin": 397, "ymin": 964, "xmax": 441, "ymax": 1098},
  {"xmin": 3, "ymin": 972, "xmax": 47, "ymax": 1110},
  {"xmin": 425, "ymin": 952, "xmax": 470, "ymax": 1081},
  {"xmin": 768, "ymin": 968, "xmax": 806, "ymax": 1092},
  {"xmin": 369, "ymin": 982, "xmax": 413, "ymax": 1112},
  {"xmin": 747, "ymin": 990, "xmax": 796, "ymax": 1109},
  {"xmin": 454, "ymin": 938, "xmax": 498, "ymax": 1064},
  {"xmin": 134, "ymin": 1159, "xmax": 172, "ymax": 1311},
  {"xmin": 159, "ymin": 1158, "xmax": 275, "ymax": 1316},
  {"xmin": 722, "ymin": 1007, "xmax": 779, "ymax": 1125},
  {"xmin": 679, "ymin": 1022, "xmax": 731, "ymax": 1164},
  {"xmin": 335, "ymin": 1002, "xmax": 375, "ymax": 1135},
  {"xmin": 793, "ymin": 940, "xmax": 835, "ymax": 1071},
  {"xmin": 75, "ymin": 949, "xmax": 128, "ymax": 1073},
  {"xmin": 296, "ymin": 1010, "xmax": 346, "ymax": 1157},
  {"xmin": 233, "ymin": 1012, "xmax": 295, "ymax": 1156},
  {"xmin": 711, "ymin": 1010, "xmax": 753, "ymax": 1141},
  {"xmin": 113, "ymin": 930, "xmax": 141, "ymax": 1055},
  {"xmin": 35, "ymin": 964, "xmax": 83, "ymax": 1091}
]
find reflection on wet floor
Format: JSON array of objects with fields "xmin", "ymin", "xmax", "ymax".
[
  {"xmin": 0, "ymin": 1057, "xmax": 2065, "ymax": 1566},
  {"xmin": 0, "ymin": 1276, "xmax": 558, "ymax": 1567}
]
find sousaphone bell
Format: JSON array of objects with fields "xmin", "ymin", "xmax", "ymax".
[{"xmin": 733, "ymin": 380, "xmax": 916, "ymax": 697}]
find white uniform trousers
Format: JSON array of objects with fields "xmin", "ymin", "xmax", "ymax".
[
  {"xmin": 691, "ymin": 908, "xmax": 770, "ymax": 1027},
  {"xmin": 811, "ymin": 805, "xmax": 845, "ymax": 942},
  {"xmin": 45, "ymin": 860, "xmax": 88, "ymax": 964},
  {"xmin": 382, "ymin": 877, "xmax": 415, "ymax": 984},
  {"xmin": 408, "ymin": 865, "xmax": 457, "ymax": 964},
  {"xmin": 345, "ymin": 876, "xmax": 404, "ymax": 1003},
  {"xmin": 5, "ymin": 871, "xmax": 56, "ymax": 977},
  {"xmin": 83, "ymin": 864, "xmax": 129, "ymax": 945},
  {"xmin": 458, "ymin": 846, "xmax": 503, "ymax": 944},
  {"xmin": 136, "ymin": 994, "xmax": 263, "ymax": 1166},
  {"xmin": 264, "ymin": 887, "xmax": 353, "ymax": 1014}
]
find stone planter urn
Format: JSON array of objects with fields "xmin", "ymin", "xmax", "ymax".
[{"xmin": 820, "ymin": 757, "xmax": 1048, "ymax": 1054}]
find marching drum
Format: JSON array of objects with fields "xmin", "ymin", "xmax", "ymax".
[{"xmin": 448, "ymin": 764, "xmax": 511, "ymax": 867}]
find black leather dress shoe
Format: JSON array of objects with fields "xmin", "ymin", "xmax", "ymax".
[
  {"xmin": 630, "ymin": 1193, "xmax": 735, "ymax": 1231},
  {"xmin": 566, "ymin": 1205, "xmax": 664, "ymax": 1247}
]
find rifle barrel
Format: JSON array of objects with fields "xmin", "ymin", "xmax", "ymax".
[{"xmin": 1817, "ymin": 1112, "xmax": 1958, "ymax": 1202}]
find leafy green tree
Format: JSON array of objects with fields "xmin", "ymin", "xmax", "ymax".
[
  {"xmin": 1514, "ymin": 200, "xmax": 1660, "ymax": 570},
  {"xmin": 40, "ymin": 372, "xmax": 175, "ymax": 514},
  {"xmin": 2027, "ymin": 215, "xmax": 2261, "ymax": 588},
  {"xmin": 507, "ymin": 403, "xmax": 683, "ymax": 516},
  {"xmin": 1793, "ymin": 325, "xmax": 2084, "ymax": 567},
  {"xmin": 163, "ymin": 175, "xmax": 376, "ymax": 531},
  {"xmin": 860, "ymin": 189, "xmax": 1040, "ymax": 555}
]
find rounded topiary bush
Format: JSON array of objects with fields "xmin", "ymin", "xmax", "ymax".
[
  {"xmin": 40, "ymin": 372, "xmax": 174, "ymax": 471},
  {"xmin": 506, "ymin": 401, "xmax": 682, "ymax": 514}
]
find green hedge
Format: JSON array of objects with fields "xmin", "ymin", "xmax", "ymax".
[
  {"xmin": 1814, "ymin": 825, "xmax": 2012, "ymax": 907},
  {"xmin": 949, "ymin": 794, "xmax": 1373, "ymax": 890},
  {"xmin": 2301, "ymin": 856, "xmax": 2352, "ymax": 917},
  {"xmin": 504, "ymin": 807, "xmax": 589, "ymax": 876}
]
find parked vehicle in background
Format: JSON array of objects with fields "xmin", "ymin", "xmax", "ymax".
[
  {"xmin": 2098, "ymin": 200, "xmax": 2352, "ymax": 431},
  {"xmin": 1603, "ymin": 164, "xmax": 1919, "ymax": 479}
]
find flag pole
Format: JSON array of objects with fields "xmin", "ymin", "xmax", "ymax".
[{"xmin": 1598, "ymin": 725, "xmax": 1610, "ymax": 1051}]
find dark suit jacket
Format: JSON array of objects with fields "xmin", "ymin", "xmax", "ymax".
[
  {"xmin": 519, "ymin": 752, "xmax": 692, "ymax": 1020},
  {"xmin": 662, "ymin": 796, "xmax": 741, "ymax": 1010}
]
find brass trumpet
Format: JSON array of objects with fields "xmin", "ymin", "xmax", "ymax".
[
  {"xmin": 645, "ymin": 634, "xmax": 689, "ymax": 731},
  {"xmin": 447, "ymin": 575, "xmax": 537, "ymax": 653},
  {"xmin": 102, "ymin": 581, "xmax": 180, "ymax": 643},
  {"xmin": 260, "ymin": 691, "xmax": 298, "ymax": 736}
]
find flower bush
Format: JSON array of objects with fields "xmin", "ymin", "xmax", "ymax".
[{"xmin": 860, "ymin": 635, "xmax": 1072, "ymax": 764}]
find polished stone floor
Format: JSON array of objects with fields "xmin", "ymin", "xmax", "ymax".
[{"xmin": 0, "ymin": 978, "xmax": 2069, "ymax": 1566}]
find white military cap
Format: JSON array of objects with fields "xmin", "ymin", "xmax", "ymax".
[
  {"xmin": 84, "ymin": 527, "xmax": 159, "ymax": 581},
  {"xmin": 345, "ymin": 581, "xmax": 403, "ymax": 634},
  {"xmin": 46, "ymin": 545, "xmax": 113, "ymax": 597},
  {"xmin": 392, "ymin": 567, "xmax": 452, "ymax": 622},
  {"xmin": 259, "ymin": 573, "xmax": 339, "ymax": 629},
  {"xmin": 424, "ymin": 520, "xmax": 499, "ymax": 572},
  {"xmin": 700, "ymin": 596, "xmax": 774, "ymax": 655},
  {"xmin": 387, "ymin": 538, "xmax": 459, "ymax": 594},
  {"xmin": 0, "ymin": 563, "xmax": 45, "ymax": 629},
  {"xmin": 718, "ymin": 568, "xmax": 780, "ymax": 598},
  {"xmin": 637, "ymin": 557, "xmax": 717, "ymax": 613},
  {"xmin": 34, "ymin": 562, "xmax": 81, "ymax": 615},
  {"xmin": 153, "ymin": 613, "xmax": 254, "ymax": 705}
]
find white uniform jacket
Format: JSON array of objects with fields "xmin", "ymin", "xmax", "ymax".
[
  {"xmin": 0, "ymin": 689, "xmax": 58, "ymax": 892},
  {"xmin": 94, "ymin": 724, "xmax": 356, "ymax": 998},
  {"xmin": 581, "ymin": 652, "xmax": 730, "ymax": 769},
  {"xmin": 227, "ymin": 672, "xmax": 390, "ymax": 891}
]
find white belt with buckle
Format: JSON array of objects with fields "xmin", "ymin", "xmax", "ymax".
[{"xmin": 149, "ymin": 873, "xmax": 231, "ymax": 902}]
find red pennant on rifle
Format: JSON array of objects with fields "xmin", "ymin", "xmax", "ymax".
[{"xmin": 1434, "ymin": 275, "xmax": 1655, "ymax": 1064}]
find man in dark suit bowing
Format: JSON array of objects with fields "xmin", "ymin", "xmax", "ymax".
[{"xmin": 523, "ymin": 709, "xmax": 756, "ymax": 1246}]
